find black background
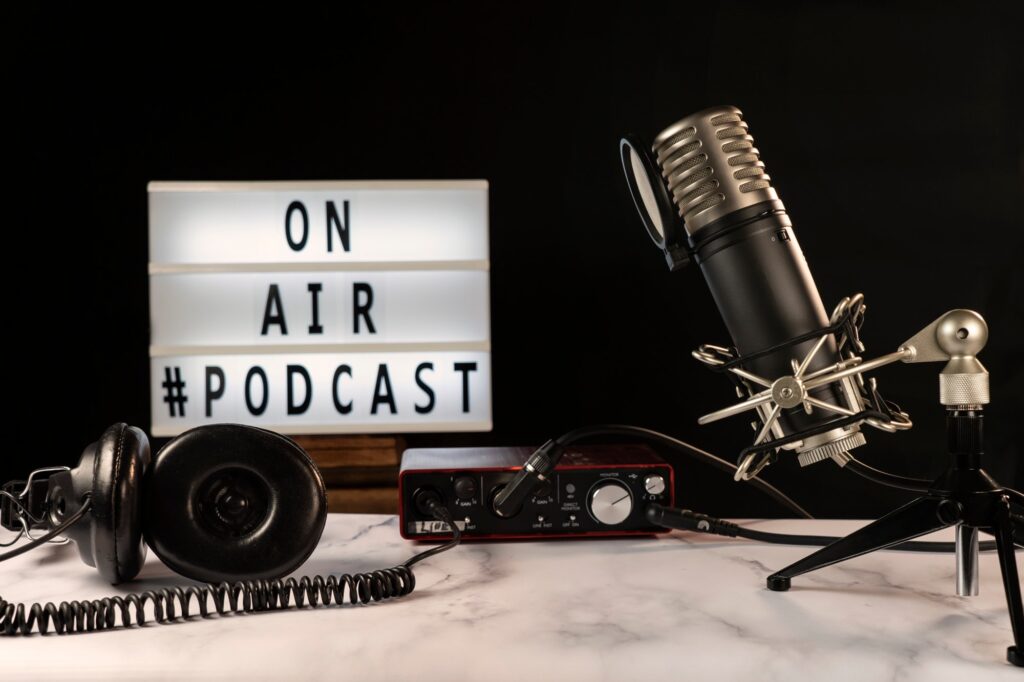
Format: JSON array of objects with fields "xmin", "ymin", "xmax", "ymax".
[{"xmin": 7, "ymin": 2, "xmax": 1022, "ymax": 518}]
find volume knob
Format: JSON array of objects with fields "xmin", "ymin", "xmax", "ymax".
[
  {"xmin": 644, "ymin": 474, "xmax": 666, "ymax": 496},
  {"xmin": 588, "ymin": 481, "xmax": 633, "ymax": 525}
]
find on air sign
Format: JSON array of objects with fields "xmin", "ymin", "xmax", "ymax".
[{"xmin": 148, "ymin": 181, "xmax": 491, "ymax": 436}]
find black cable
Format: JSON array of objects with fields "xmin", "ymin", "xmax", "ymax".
[
  {"xmin": 646, "ymin": 504, "xmax": 1003, "ymax": 553},
  {"xmin": 843, "ymin": 461, "xmax": 1024, "ymax": 519},
  {"xmin": 730, "ymin": 524, "xmax": 999, "ymax": 553},
  {"xmin": 0, "ymin": 496, "xmax": 92, "ymax": 563},
  {"xmin": 404, "ymin": 504, "xmax": 461, "ymax": 567},
  {"xmin": 1007, "ymin": 488, "xmax": 1024, "ymax": 507},
  {"xmin": 495, "ymin": 424, "xmax": 1019, "ymax": 524},
  {"xmin": 843, "ymin": 457, "xmax": 932, "ymax": 493},
  {"xmin": 0, "ymin": 502, "xmax": 460, "ymax": 635},
  {"xmin": 550, "ymin": 424, "xmax": 813, "ymax": 519}
]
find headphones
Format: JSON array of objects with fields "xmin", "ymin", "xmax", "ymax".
[
  {"xmin": 43, "ymin": 423, "xmax": 327, "ymax": 584},
  {"xmin": 0, "ymin": 423, "xmax": 458, "ymax": 635}
]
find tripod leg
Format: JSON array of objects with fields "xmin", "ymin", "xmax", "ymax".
[
  {"xmin": 767, "ymin": 496, "xmax": 955, "ymax": 591},
  {"xmin": 993, "ymin": 503, "xmax": 1024, "ymax": 667}
]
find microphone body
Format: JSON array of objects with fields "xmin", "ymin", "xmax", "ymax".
[
  {"xmin": 687, "ymin": 202, "xmax": 839, "ymax": 438},
  {"xmin": 650, "ymin": 106, "xmax": 864, "ymax": 463}
]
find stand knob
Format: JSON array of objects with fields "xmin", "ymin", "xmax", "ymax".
[{"xmin": 899, "ymin": 309, "xmax": 990, "ymax": 407}]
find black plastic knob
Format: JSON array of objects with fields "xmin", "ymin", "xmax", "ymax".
[
  {"xmin": 453, "ymin": 476, "xmax": 477, "ymax": 500},
  {"xmin": 532, "ymin": 479, "xmax": 553, "ymax": 499}
]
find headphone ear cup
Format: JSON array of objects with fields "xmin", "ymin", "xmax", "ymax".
[
  {"xmin": 57, "ymin": 423, "xmax": 150, "ymax": 584},
  {"xmin": 143, "ymin": 424, "xmax": 327, "ymax": 584}
]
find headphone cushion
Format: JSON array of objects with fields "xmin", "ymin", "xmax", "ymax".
[
  {"xmin": 143, "ymin": 424, "xmax": 327, "ymax": 584},
  {"xmin": 89, "ymin": 423, "xmax": 150, "ymax": 583}
]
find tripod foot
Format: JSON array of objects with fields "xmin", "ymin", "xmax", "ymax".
[
  {"xmin": 767, "ymin": 497, "xmax": 951, "ymax": 586},
  {"xmin": 992, "ymin": 496, "xmax": 1024, "ymax": 667}
]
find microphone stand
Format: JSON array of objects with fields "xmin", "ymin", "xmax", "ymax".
[{"xmin": 760, "ymin": 311, "xmax": 1023, "ymax": 668}]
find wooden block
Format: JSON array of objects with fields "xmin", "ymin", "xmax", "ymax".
[
  {"xmin": 319, "ymin": 466, "xmax": 398, "ymax": 488},
  {"xmin": 290, "ymin": 436, "xmax": 403, "ymax": 514},
  {"xmin": 326, "ymin": 487, "xmax": 398, "ymax": 515},
  {"xmin": 309, "ymin": 448, "xmax": 400, "ymax": 468},
  {"xmin": 293, "ymin": 434, "xmax": 404, "ymax": 469},
  {"xmin": 293, "ymin": 434, "xmax": 404, "ymax": 451}
]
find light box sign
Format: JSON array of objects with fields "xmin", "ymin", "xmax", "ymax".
[{"xmin": 148, "ymin": 181, "xmax": 491, "ymax": 436}]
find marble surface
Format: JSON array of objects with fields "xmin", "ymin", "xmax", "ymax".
[{"xmin": 0, "ymin": 514, "xmax": 1020, "ymax": 681}]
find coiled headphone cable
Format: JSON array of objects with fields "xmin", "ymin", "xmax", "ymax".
[{"xmin": 0, "ymin": 498, "xmax": 460, "ymax": 636}]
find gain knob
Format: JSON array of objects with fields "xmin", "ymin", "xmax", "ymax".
[{"xmin": 588, "ymin": 481, "xmax": 633, "ymax": 525}]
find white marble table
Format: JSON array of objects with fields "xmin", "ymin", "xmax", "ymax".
[{"xmin": 1, "ymin": 514, "xmax": 1019, "ymax": 680}]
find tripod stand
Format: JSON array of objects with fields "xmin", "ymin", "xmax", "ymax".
[
  {"xmin": 765, "ymin": 312, "xmax": 1023, "ymax": 667},
  {"xmin": 766, "ymin": 408, "xmax": 1022, "ymax": 666}
]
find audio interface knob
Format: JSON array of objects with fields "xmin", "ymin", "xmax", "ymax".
[
  {"xmin": 644, "ymin": 474, "xmax": 666, "ymax": 496},
  {"xmin": 453, "ymin": 476, "xmax": 477, "ymax": 500},
  {"xmin": 588, "ymin": 481, "xmax": 633, "ymax": 525},
  {"xmin": 532, "ymin": 478, "xmax": 553, "ymax": 499}
]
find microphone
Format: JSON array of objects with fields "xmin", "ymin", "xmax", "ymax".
[{"xmin": 621, "ymin": 106, "xmax": 910, "ymax": 479}]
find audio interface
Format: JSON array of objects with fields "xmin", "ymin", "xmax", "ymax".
[{"xmin": 399, "ymin": 445, "xmax": 674, "ymax": 540}]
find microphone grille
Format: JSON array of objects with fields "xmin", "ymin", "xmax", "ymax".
[{"xmin": 652, "ymin": 106, "xmax": 780, "ymax": 234}]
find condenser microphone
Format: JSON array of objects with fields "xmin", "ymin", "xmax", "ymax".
[{"xmin": 621, "ymin": 106, "xmax": 910, "ymax": 479}]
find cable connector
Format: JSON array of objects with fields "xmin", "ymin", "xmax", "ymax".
[
  {"xmin": 645, "ymin": 503, "xmax": 740, "ymax": 537},
  {"xmin": 492, "ymin": 439, "xmax": 564, "ymax": 518}
]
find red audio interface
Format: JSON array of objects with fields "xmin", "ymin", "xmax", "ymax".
[{"xmin": 399, "ymin": 445, "xmax": 674, "ymax": 540}]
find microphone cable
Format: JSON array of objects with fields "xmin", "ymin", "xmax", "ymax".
[
  {"xmin": 492, "ymin": 422, "xmax": 1022, "ymax": 554},
  {"xmin": 645, "ymin": 504, "xmax": 1011, "ymax": 553},
  {"xmin": 500, "ymin": 424, "xmax": 813, "ymax": 519},
  {"xmin": 843, "ymin": 457, "xmax": 933, "ymax": 493},
  {"xmin": 842, "ymin": 459, "xmax": 1024, "ymax": 525}
]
